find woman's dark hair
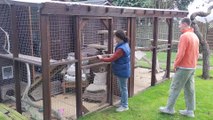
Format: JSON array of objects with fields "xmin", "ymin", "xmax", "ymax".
[{"xmin": 114, "ymin": 30, "xmax": 129, "ymax": 43}]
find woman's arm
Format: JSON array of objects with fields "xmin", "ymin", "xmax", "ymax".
[{"xmin": 97, "ymin": 49, "xmax": 124, "ymax": 62}]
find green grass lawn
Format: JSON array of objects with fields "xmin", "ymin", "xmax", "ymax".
[
  {"xmin": 79, "ymin": 69, "xmax": 213, "ymax": 120},
  {"xmin": 136, "ymin": 52, "xmax": 213, "ymax": 70}
]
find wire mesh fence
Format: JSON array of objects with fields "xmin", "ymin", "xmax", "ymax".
[{"xmin": 0, "ymin": 1, "xmax": 185, "ymax": 119}]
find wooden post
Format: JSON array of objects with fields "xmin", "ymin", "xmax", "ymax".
[
  {"xmin": 11, "ymin": 5, "xmax": 22, "ymax": 113},
  {"xmin": 127, "ymin": 17, "xmax": 136, "ymax": 97},
  {"xmin": 28, "ymin": 7, "xmax": 35, "ymax": 82},
  {"xmin": 74, "ymin": 16, "xmax": 83, "ymax": 118},
  {"xmin": 151, "ymin": 17, "xmax": 158, "ymax": 86},
  {"xmin": 166, "ymin": 18, "xmax": 173, "ymax": 78},
  {"xmin": 40, "ymin": 15, "xmax": 51, "ymax": 120},
  {"xmin": 107, "ymin": 18, "xmax": 113, "ymax": 105}
]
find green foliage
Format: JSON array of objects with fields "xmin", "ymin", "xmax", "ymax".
[
  {"xmin": 113, "ymin": 0, "xmax": 194, "ymax": 10},
  {"xmin": 176, "ymin": 0, "xmax": 194, "ymax": 10},
  {"xmin": 113, "ymin": 0, "xmax": 143, "ymax": 7}
]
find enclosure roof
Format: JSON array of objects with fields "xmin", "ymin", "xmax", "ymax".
[
  {"xmin": 0, "ymin": 0, "xmax": 50, "ymax": 6},
  {"xmin": 40, "ymin": 2, "xmax": 188, "ymax": 18},
  {"xmin": 0, "ymin": 0, "xmax": 188, "ymax": 18},
  {"xmin": 80, "ymin": 0, "xmax": 112, "ymax": 5}
]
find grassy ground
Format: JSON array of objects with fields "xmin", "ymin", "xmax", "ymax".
[
  {"xmin": 136, "ymin": 52, "xmax": 213, "ymax": 70},
  {"xmin": 79, "ymin": 69, "xmax": 213, "ymax": 120}
]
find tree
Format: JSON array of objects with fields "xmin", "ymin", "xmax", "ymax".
[
  {"xmin": 113, "ymin": 0, "xmax": 144, "ymax": 7},
  {"xmin": 175, "ymin": 0, "xmax": 194, "ymax": 10},
  {"xmin": 113, "ymin": 0, "xmax": 193, "ymax": 10},
  {"xmin": 190, "ymin": 5, "xmax": 213, "ymax": 79}
]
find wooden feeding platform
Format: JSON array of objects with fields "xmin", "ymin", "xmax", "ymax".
[
  {"xmin": 97, "ymin": 30, "xmax": 127, "ymax": 34},
  {"xmin": 62, "ymin": 80, "xmax": 89, "ymax": 94},
  {"xmin": 0, "ymin": 53, "xmax": 57, "ymax": 66}
]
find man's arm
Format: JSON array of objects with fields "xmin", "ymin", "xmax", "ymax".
[{"xmin": 174, "ymin": 36, "xmax": 188, "ymax": 70}]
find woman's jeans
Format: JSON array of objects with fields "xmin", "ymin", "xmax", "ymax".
[{"xmin": 117, "ymin": 76, "xmax": 128, "ymax": 108}]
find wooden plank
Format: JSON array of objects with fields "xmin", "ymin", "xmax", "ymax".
[
  {"xmin": 166, "ymin": 18, "xmax": 173, "ymax": 78},
  {"xmin": 128, "ymin": 17, "xmax": 136, "ymax": 97},
  {"xmin": 74, "ymin": 16, "xmax": 83, "ymax": 118},
  {"xmin": 0, "ymin": 0, "xmax": 42, "ymax": 7},
  {"xmin": 82, "ymin": 62, "xmax": 110, "ymax": 69},
  {"xmin": 0, "ymin": 54, "xmax": 13, "ymax": 60},
  {"xmin": 101, "ymin": 19, "xmax": 109, "ymax": 29},
  {"xmin": 50, "ymin": 59, "xmax": 78, "ymax": 67},
  {"xmin": 40, "ymin": 2, "xmax": 188, "ymax": 18},
  {"xmin": 19, "ymin": 54, "xmax": 57, "ymax": 62},
  {"xmin": 0, "ymin": 104, "xmax": 28, "ymax": 120},
  {"xmin": 0, "ymin": 1, "xmax": 188, "ymax": 17},
  {"xmin": 40, "ymin": 15, "xmax": 51, "ymax": 120},
  {"xmin": 82, "ymin": 54, "xmax": 112, "ymax": 61},
  {"xmin": 107, "ymin": 18, "xmax": 113, "ymax": 105},
  {"xmin": 11, "ymin": 5, "xmax": 22, "ymax": 114},
  {"xmin": 27, "ymin": 6, "xmax": 35, "ymax": 83},
  {"xmin": 86, "ymin": 44, "xmax": 107, "ymax": 50},
  {"xmin": 135, "ymin": 47, "xmax": 153, "ymax": 51},
  {"xmin": 0, "ymin": 53, "xmax": 57, "ymax": 66},
  {"xmin": 97, "ymin": 30, "xmax": 127, "ymax": 34},
  {"xmin": 151, "ymin": 17, "xmax": 158, "ymax": 86}
]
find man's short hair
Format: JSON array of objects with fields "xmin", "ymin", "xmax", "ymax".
[{"xmin": 181, "ymin": 17, "xmax": 191, "ymax": 26}]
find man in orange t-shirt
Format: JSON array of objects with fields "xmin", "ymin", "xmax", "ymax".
[{"xmin": 159, "ymin": 17, "xmax": 199, "ymax": 118}]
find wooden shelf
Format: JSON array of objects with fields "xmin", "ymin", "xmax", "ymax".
[
  {"xmin": 0, "ymin": 53, "xmax": 58, "ymax": 66},
  {"xmin": 62, "ymin": 80, "xmax": 89, "ymax": 94}
]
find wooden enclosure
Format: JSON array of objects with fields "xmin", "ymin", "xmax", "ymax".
[{"xmin": 0, "ymin": 0, "xmax": 188, "ymax": 119}]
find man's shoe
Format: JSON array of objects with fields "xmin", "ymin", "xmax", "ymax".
[
  {"xmin": 179, "ymin": 110, "xmax": 195, "ymax": 118},
  {"xmin": 159, "ymin": 106, "xmax": 175, "ymax": 115},
  {"xmin": 116, "ymin": 106, "xmax": 129, "ymax": 112}
]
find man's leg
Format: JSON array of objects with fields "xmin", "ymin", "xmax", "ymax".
[
  {"xmin": 179, "ymin": 70, "xmax": 195, "ymax": 117},
  {"xmin": 166, "ymin": 69, "xmax": 190, "ymax": 110},
  {"xmin": 184, "ymin": 70, "xmax": 195, "ymax": 111}
]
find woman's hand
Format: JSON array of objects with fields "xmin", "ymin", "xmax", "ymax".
[{"xmin": 97, "ymin": 55, "xmax": 103, "ymax": 59}]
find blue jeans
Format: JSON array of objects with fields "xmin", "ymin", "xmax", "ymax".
[{"xmin": 117, "ymin": 76, "xmax": 128, "ymax": 108}]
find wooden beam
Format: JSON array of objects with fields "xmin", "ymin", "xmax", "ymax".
[
  {"xmin": 166, "ymin": 18, "xmax": 173, "ymax": 78},
  {"xmin": 11, "ymin": 5, "xmax": 22, "ymax": 114},
  {"xmin": 74, "ymin": 16, "xmax": 83, "ymax": 118},
  {"xmin": 101, "ymin": 19, "xmax": 109, "ymax": 29},
  {"xmin": 0, "ymin": 0, "xmax": 41, "ymax": 7},
  {"xmin": 151, "ymin": 17, "xmax": 158, "ymax": 86},
  {"xmin": 128, "ymin": 17, "xmax": 136, "ymax": 97},
  {"xmin": 40, "ymin": 15, "xmax": 51, "ymax": 120},
  {"xmin": 130, "ymin": 17, "xmax": 136, "ymax": 97},
  {"xmin": 107, "ymin": 18, "xmax": 113, "ymax": 105},
  {"xmin": 80, "ymin": 19, "xmax": 88, "ymax": 32},
  {"xmin": 40, "ymin": 2, "xmax": 188, "ymax": 18},
  {"xmin": 50, "ymin": 59, "xmax": 78, "ymax": 67},
  {"xmin": 1, "ymin": 1, "xmax": 188, "ymax": 18},
  {"xmin": 82, "ymin": 62, "xmax": 110, "ymax": 69}
]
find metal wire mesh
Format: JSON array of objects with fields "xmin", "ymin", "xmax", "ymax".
[
  {"xmin": 81, "ymin": 19, "xmax": 109, "ymax": 114},
  {"xmin": 112, "ymin": 17, "xmax": 128, "ymax": 99},
  {"xmin": 0, "ymin": 4, "xmax": 45, "ymax": 119},
  {"xmin": 0, "ymin": 2, "xmax": 185, "ymax": 119},
  {"xmin": 0, "ymin": 4, "xmax": 14, "ymax": 100},
  {"xmin": 135, "ymin": 17, "xmax": 153, "ymax": 93}
]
